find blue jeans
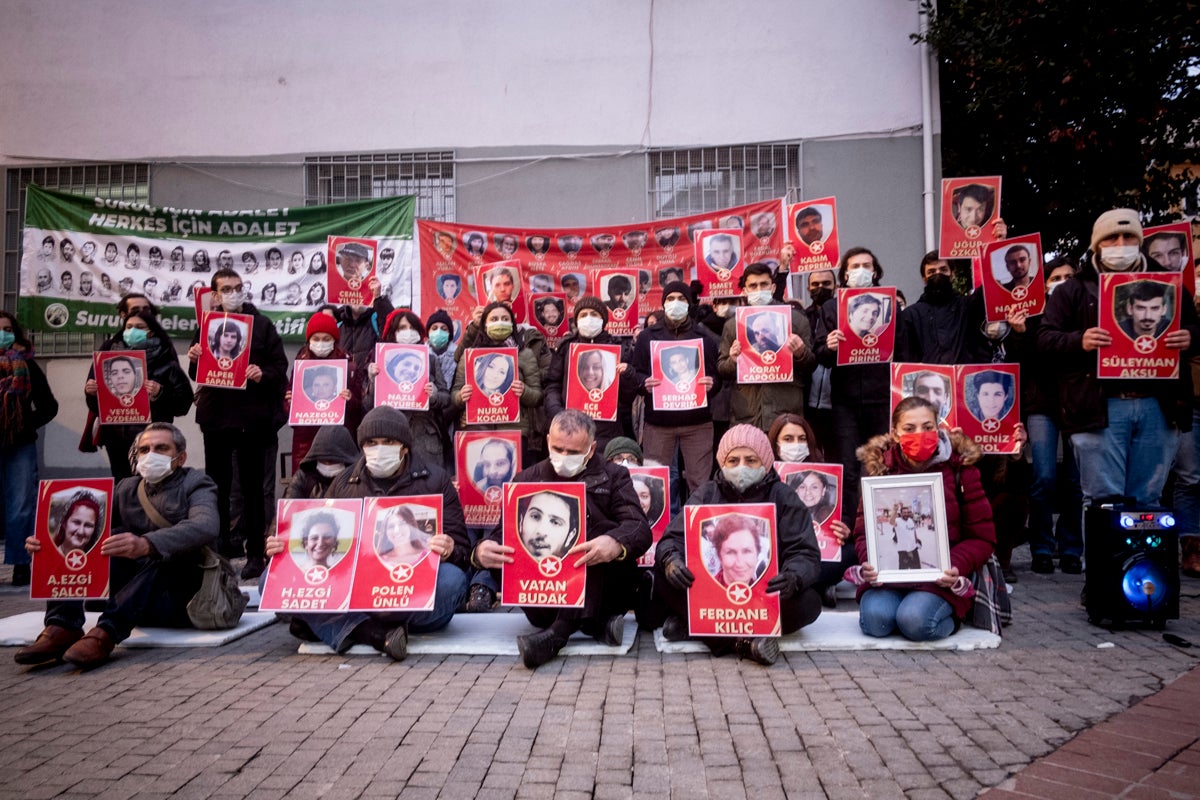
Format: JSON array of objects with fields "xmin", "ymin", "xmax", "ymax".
[
  {"xmin": 1172, "ymin": 407, "xmax": 1200, "ymax": 539},
  {"xmin": 1026, "ymin": 413, "xmax": 1083, "ymax": 557},
  {"xmin": 859, "ymin": 587, "xmax": 956, "ymax": 641},
  {"xmin": 1, "ymin": 441, "xmax": 38, "ymax": 566},
  {"xmin": 296, "ymin": 563, "xmax": 469, "ymax": 651},
  {"xmin": 1070, "ymin": 397, "xmax": 1178, "ymax": 509}
]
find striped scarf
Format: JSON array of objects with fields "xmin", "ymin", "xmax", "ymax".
[{"xmin": 0, "ymin": 347, "xmax": 31, "ymax": 448}]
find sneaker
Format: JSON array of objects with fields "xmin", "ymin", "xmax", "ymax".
[
  {"xmin": 1002, "ymin": 566, "xmax": 1019, "ymax": 584},
  {"xmin": 465, "ymin": 584, "xmax": 496, "ymax": 613},
  {"xmin": 734, "ymin": 637, "xmax": 780, "ymax": 666},
  {"xmin": 240, "ymin": 557, "xmax": 266, "ymax": 581},
  {"xmin": 11, "ymin": 564, "xmax": 30, "ymax": 587},
  {"xmin": 1060, "ymin": 554, "xmax": 1083, "ymax": 575},
  {"xmin": 820, "ymin": 585, "xmax": 838, "ymax": 609},
  {"xmin": 661, "ymin": 616, "xmax": 689, "ymax": 642},
  {"xmin": 1031, "ymin": 554, "xmax": 1055, "ymax": 574},
  {"xmin": 288, "ymin": 619, "xmax": 320, "ymax": 642},
  {"xmin": 516, "ymin": 629, "xmax": 568, "ymax": 669},
  {"xmin": 382, "ymin": 625, "xmax": 408, "ymax": 662}
]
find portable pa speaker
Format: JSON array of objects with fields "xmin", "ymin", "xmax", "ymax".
[{"xmin": 1083, "ymin": 503, "xmax": 1179, "ymax": 628}]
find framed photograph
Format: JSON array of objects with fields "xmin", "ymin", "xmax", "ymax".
[{"xmin": 861, "ymin": 474, "xmax": 951, "ymax": 584}]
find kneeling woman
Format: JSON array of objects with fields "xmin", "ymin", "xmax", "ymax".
[
  {"xmin": 848, "ymin": 396, "xmax": 995, "ymax": 641},
  {"xmin": 653, "ymin": 424, "xmax": 822, "ymax": 665}
]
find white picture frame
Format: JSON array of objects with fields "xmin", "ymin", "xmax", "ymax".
[{"xmin": 861, "ymin": 473, "xmax": 951, "ymax": 583}]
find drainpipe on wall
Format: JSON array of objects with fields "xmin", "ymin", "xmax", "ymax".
[{"xmin": 919, "ymin": 1, "xmax": 937, "ymax": 252}]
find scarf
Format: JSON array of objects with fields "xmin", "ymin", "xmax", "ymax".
[{"xmin": 0, "ymin": 347, "xmax": 31, "ymax": 447}]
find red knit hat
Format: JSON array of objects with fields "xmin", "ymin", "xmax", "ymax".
[
  {"xmin": 717, "ymin": 424, "xmax": 774, "ymax": 471},
  {"xmin": 305, "ymin": 312, "xmax": 340, "ymax": 342}
]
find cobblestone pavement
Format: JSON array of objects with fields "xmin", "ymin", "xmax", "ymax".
[{"xmin": 0, "ymin": 548, "xmax": 1197, "ymax": 800}]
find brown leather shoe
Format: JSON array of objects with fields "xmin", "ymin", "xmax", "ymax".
[
  {"xmin": 62, "ymin": 627, "xmax": 116, "ymax": 669},
  {"xmin": 14, "ymin": 625, "xmax": 83, "ymax": 665}
]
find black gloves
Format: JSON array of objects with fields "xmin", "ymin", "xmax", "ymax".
[
  {"xmin": 766, "ymin": 571, "xmax": 799, "ymax": 599},
  {"xmin": 662, "ymin": 555, "xmax": 695, "ymax": 591}
]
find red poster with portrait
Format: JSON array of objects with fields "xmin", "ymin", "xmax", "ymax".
[
  {"xmin": 93, "ymin": 350, "xmax": 151, "ymax": 426},
  {"xmin": 594, "ymin": 269, "xmax": 639, "ymax": 337},
  {"xmin": 891, "ymin": 363, "xmax": 957, "ymax": 429},
  {"xmin": 374, "ymin": 343, "xmax": 430, "ymax": 411},
  {"xmin": 955, "ymin": 364, "xmax": 1021, "ymax": 455},
  {"xmin": 939, "ymin": 176, "xmax": 1002, "ymax": 259},
  {"xmin": 500, "ymin": 482, "xmax": 587, "ymax": 608},
  {"xmin": 776, "ymin": 463, "xmax": 843, "ymax": 562},
  {"xmin": 836, "ymin": 287, "xmax": 897, "ymax": 366},
  {"xmin": 474, "ymin": 260, "xmax": 526, "ymax": 324},
  {"xmin": 650, "ymin": 338, "xmax": 707, "ymax": 411},
  {"xmin": 980, "ymin": 234, "xmax": 1045, "ymax": 322},
  {"xmin": 694, "ymin": 229, "xmax": 745, "ymax": 297},
  {"xmin": 348, "ymin": 496, "xmax": 442, "ymax": 612},
  {"xmin": 30, "ymin": 478, "xmax": 113, "ymax": 601},
  {"xmin": 288, "ymin": 359, "xmax": 348, "ymax": 426},
  {"xmin": 195, "ymin": 311, "xmax": 253, "ymax": 388},
  {"xmin": 565, "ymin": 343, "xmax": 621, "ymax": 421},
  {"xmin": 685, "ymin": 503, "xmax": 780, "ymax": 637},
  {"xmin": 627, "ymin": 465, "xmax": 670, "ymax": 568},
  {"xmin": 1144, "ymin": 222, "xmax": 1195, "ymax": 294},
  {"xmin": 1098, "ymin": 273, "xmax": 1182, "ymax": 380},
  {"xmin": 464, "ymin": 346, "xmax": 521, "ymax": 425},
  {"xmin": 787, "ymin": 197, "xmax": 840, "ymax": 272},
  {"xmin": 528, "ymin": 292, "xmax": 568, "ymax": 350},
  {"xmin": 326, "ymin": 236, "xmax": 377, "ymax": 307},
  {"xmin": 260, "ymin": 498, "xmax": 363, "ymax": 613},
  {"xmin": 735, "ymin": 306, "xmax": 794, "ymax": 383},
  {"xmin": 455, "ymin": 430, "xmax": 522, "ymax": 527}
]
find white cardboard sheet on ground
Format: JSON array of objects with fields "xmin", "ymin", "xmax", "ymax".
[
  {"xmin": 653, "ymin": 610, "xmax": 1001, "ymax": 653},
  {"xmin": 0, "ymin": 611, "xmax": 276, "ymax": 648},
  {"xmin": 297, "ymin": 611, "xmax": 639, "ymax": 656}
]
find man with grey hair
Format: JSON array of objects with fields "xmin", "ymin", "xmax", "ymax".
[
  {"xmin": 16, "ymin": 422, "xmax": 222, "ymax": 670},
  {"xmin": 472, "ymin": 409, "xmax": 652, "ymax": 668}
]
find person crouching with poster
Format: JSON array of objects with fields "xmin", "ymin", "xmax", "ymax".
[
  {"xmin": 16, "ymin": 423, "xmax": 219, "ymax": 669},
  {"xmin": 653, "ymin": 424, "xmax": 822, "ymax": 665},
  {"xmin": 847, "ymin": 397, "xmax": 995, "ymax": 641},
  {"xmin": 268, "ymin": 407, "xmax": 469, "ymax": 660},
  {"xmin": 472, "ymin": 410, "xmax": 651, "ymax": 669}
]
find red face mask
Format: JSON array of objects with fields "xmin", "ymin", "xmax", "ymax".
[{"xmin": 898, "ymin": 430, "xmax": 939, "ymax": 462}]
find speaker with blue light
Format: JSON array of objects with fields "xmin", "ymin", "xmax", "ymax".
[{"xmin": 1083, "ymin": 502, "xmax": 1179, "ymax": 628}]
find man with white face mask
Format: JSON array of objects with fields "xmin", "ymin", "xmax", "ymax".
[
  {"xmin": 269, "ymin": 406, "xmax": 470, "ymax": 659},
  {"xmin": 473, "ymin": 410, "xmax": 651, "ymax": 668},
  {"xmin": 17, "ymin": 423, "xmax": 221, "ymax": 669},
  {"xmin": 1040, "ymin": 208, "xmax": 1198, "ymax": 528},
  {"xmin": 717, "ymin": 263, "xmax": 815, "ymax": 431}
]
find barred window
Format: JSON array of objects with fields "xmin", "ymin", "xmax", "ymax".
[
  {"xmin": 4, "ymin": 164, "xmax": 150, "ymax": 355},
  {"xmin": 648, "ymin": 144, "xmax": 800, "ymax": 219},
  {"xmin": 304, "ymin": 151, "xmax": 456, "ymax": 221}
]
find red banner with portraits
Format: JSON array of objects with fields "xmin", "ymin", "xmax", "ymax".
[
  {"xmin": 684, "ymin": 503, "xmax": 780, "ymax": 638},
  {"xmin": 627, "ymin": 465, "xmax": 670, "ymax": 568},
  {"xmin": 939, "ymin": 176, "xmax": 1002, "ymax": 260},
  {"xmin": 288, "ymin": 359, "xmax": 348, "ymax": 426},
  {"xmin": 501, "ymin": 482, "xmax": 587, "ymax": 608},
  {"xmin": 786, "ymin": 197, "xmax": 840, "ymax": 272},
  {"xmin": 980, "ymin": 234, "xmax": 1045, "ymax": 322},
  {"xmin": 31, "ymin": 478, "xmax": 113, "ymax": 601},
  {"xmin": 455, "ymin": 430, "xmax": 522, "ymax": 527},
  {"xmin": 650, "ymin": 338, "xmax": 707, "ymax": 411},
  {"xmin": 374, "ymin": 343, "xmax": 430, "ymax": 411},
  {"xmin": 326, "ymin": 236, "xmax": 377, "ymax": 307},
  {"xmin": 735, "ymin": 306, "xmax": 794, "ymax": 383},
  {"xmin": 956, "ymin": 364, "xmax": 1021, "ymax": 455},
  {"xmin": 464, "ymin": 346, "xmax": 521, "ymax": 424},
  {"xmin": 94, "ymin": 350, "xmax": 151, "ymax": 426},
  {"xmin": 565, "ymin": 342, "xmax": 621, "ymax": 421},
  {"xmin": 776, "ymin": 463, "xmax": 843, "ymax": 562},
  {"xmin": 528, "ymin": 292, "xmax": 568, "ymax": 350},
  {"xmin": 836, "ymin": 288, "xmax": 897, "ymax": 366},
  {"xmin": 195, "ymin": 311, "xmax": 253, "ymax": 388},
  {"xmin": 1098, "ymin": 273, "xmax": 1182, "ymax": 380},
  {"xmin": 260, "ymin": 498, "xmax": 363, "ymax": 612},
  {"xmin": 594, "ymin": 268, "xmax": 639, "ymax": 336},
  {"xmin": 694, "ymin": 229, "xmax": 745, "ymax": 298},
  {"xmin": 891, "ymin": 363, "xmax": 957, "ymax": 429},
  {"xmin": 348, "ymin": 496, "xmax": 442, "ymax": 612}
]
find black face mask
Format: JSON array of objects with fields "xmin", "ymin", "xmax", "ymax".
[
  {"xmin": 924, "ymin": 273, "xmax": 955, "ymax": 299},
  {"xmin": 810, "ymin": 287, "xmax": 834, "ymax": 307}
]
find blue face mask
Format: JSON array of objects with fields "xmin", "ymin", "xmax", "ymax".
[
  {"xmin": 0, "ymin": 331, "xmax": 14, "ymax": 350},
  {"xmin": 428, "ymin": 329, "xmax": 450, "ymax": 350},
  {"xmin": 123, "ymin": 327, "xmax": 149, "ymax": 348}
]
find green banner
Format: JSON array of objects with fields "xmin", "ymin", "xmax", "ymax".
[{"xmin": 18, "ymin": 185, "xmax": 415, "ymax": 341}]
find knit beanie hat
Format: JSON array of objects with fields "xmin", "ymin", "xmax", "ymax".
[
  {"xmin": 660, "ymin": 280, "xmax": 694, "ymax": 307},
  {"xmin": 305, "ymin": 312, "xmax": 340, "ymax": 343},
  {"xmin": 1090, "ymin": 208, "xmax": 1143, "ymax": 252},
  {"xmin": 603, "ymin": 437, "xmax": 643, "ymax": 464},
  {"xmin": 572, "ymin": 295, "xmax": 608, "ymax": 325},
  {"xmin": 716, "ymin": 424, "xmax": 775, "ymax": 471},
  {"xmin": 357, "ymin": 406, "xmax": 412, "ymax": 448},
  {"xmin": 426, "ymin": 309, "xmax": 453, "ymax": 333}
]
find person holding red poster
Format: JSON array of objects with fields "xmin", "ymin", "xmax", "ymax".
[
  {"xmin": 652, "ymin": 425, "xmax": 822, "ymax": 665},
  {"xmin": 472, "ymin": 410, "xmax": 651, "ymax": 669},
  {"xmin": 717, "ymin": 263, "xmax": 815, "ymax": 430},
  {"xmin": 16, "ymin": 423, "xmax": 224, "ymax": 668},
  {"xmin": 845, "ymin": 397, "xmax": 995, "ymax": 642},
  {"xmin": 284, "ymin": 313, "xmax": 360, "ymax": 471},
  {"xmin": 268, "ymin": 407, "xmax": 470, "ymax": 660}
]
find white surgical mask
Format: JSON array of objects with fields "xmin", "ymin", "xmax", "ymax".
[
  {"xmin": 315, "ymin": 462, "xmax": 345, "ymax": 478},
  {"xmin": 363, "ymin": 444, "xmax": 404, "ymax": 477},
  {"xmin": 549, "ymin": 451, "xmax": 589, "ymax": 478},
  {"xmin": 137, "ymin": 452, "xmax": 175, "ymax": 484},
  {"xmin": 576, "ymin": 317, "xmax": 604, "ymax": 339},
  {"xmin": 1046, "ymin": 280, "xmax": 1063, "ymax": 295},
  {"xmin": 779, "ymin": 442, "xmax": 809, "ymax": 463},
  {"xmin": 1100, "ymin": 246, "xmax": 1140, "ymax": 272},
  {"xmin": 745, "ymin": 290, "xmax": 774, "ymax": 307},
  {"xmin": 664, "ymin": 300, "xmax": 689, "ymax": 322},
  {"xmin": 395, "ymin": 329, "xmax": 421, "ymax": 345},
  {"xmin": 722, "ymin": 465, "xmax": 766, "ymax": 492},
  {"xmin": 220, "ymin": 291, "xmax": 245, "ymax": 312},
  {"xmin": 846, "ymin": 267, "xmax": 874, "ymax": 288},
  {"xmin": 309, "ymin": 340, "xmax": 334, "ymax": 357}
]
